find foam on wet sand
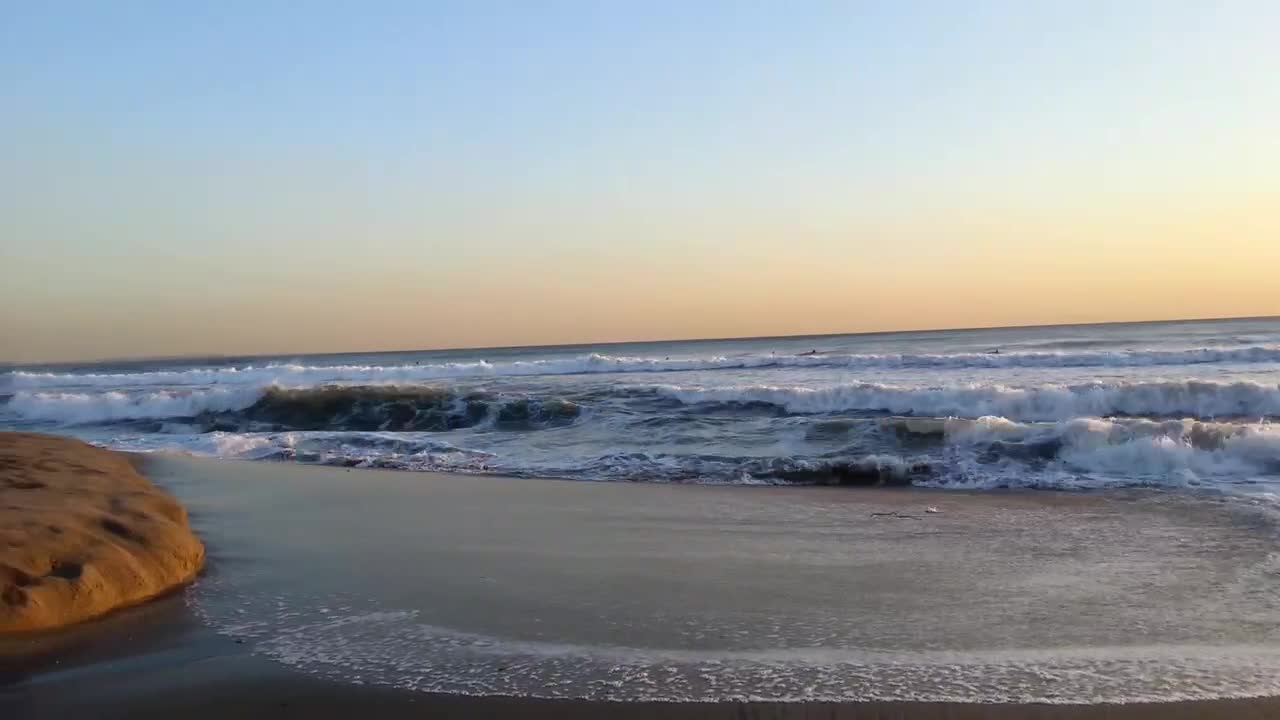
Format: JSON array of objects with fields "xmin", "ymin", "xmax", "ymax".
[{"xmin": 6, "ymin": 453, "xmax": 1280, "ymax": 718}]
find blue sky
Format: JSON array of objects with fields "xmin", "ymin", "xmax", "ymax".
[{"xmin": 3, "ymin": 1, "xmax": 1278, "ymax": 361}]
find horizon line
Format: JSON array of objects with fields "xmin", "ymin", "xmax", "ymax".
[{"xmin": 5, "ymin": 313, "xmax": 1278, "ymax": 368}]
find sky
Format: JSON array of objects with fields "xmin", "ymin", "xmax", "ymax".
[{"xmin": 2, "ymin": 1, "xmax": 1278, "ymax": 363}]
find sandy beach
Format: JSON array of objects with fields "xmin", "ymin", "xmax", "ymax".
[
  {"xmin": 12, "ymin": 649, "xmax": 1280, "ymax": 720},
  {"xmin": 4, "ymin": 581, "xmax": 1280, "ymax": 720},
  {"xmin": 4, "ymin": 449, "xmax": 1280, "ymax": 717},
  {"xmin": 6, "ymin": 0, "xmax": 1277, "ymax": 713},
  {"xmin": 0, "ymin": 433, "xmax": 203, "ymax": 632}
]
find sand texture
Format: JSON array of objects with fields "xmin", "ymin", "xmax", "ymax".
[{"xmin": 0, "ymin": 432, "xmax": 204, "ymax": 633}]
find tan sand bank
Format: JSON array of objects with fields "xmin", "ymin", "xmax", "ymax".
[{"xmin": 0, "ymin": 432, "xmax": 204, "ymax": 633}]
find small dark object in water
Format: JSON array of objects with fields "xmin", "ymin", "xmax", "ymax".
[{"xmin": 774, "ymin": 460, "xmax": 926, "ymax": 487}]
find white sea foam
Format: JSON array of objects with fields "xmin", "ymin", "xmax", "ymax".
[
  {"xmin": 657, "ymin": 379, "xmax": 1280, "ymax": 421},
  {"xmin": 195, "ymin": 590, "xmax": 1280, "ymax": 704},
  {"xmin": 82, "ymin": 417, "xmax": 1280, "ymax": 492},
  {"xmin": 886, "ymin": 416, "xmax": 1280, "ymax": 490},
  {"xmin": 6, "ymin": 377, "xmax": 1280, "ymax": 432},
  {"xmin": 3, "ymin": 386, "xmax": 265, "ymax": 424},
  {"xmin": 898, "ymin": 415, "xmax": 1279, "ymax": 451},
  {"xmin": 7, "ymin": 345, "xmax": 1280, "ymax": 390},
  {"xmin": 1055, "ymin": 435, "xmax": 1255, "ymax": 486},
  {"xmin": 1047, "ymin": 419, "xmax": 1280, "ymax": 485},
  {"xmin": 108, "ymin": 430, "xmax": 497, "ymax": 470}
]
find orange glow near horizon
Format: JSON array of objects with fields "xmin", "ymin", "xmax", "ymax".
[
  {"xmin": 5, "ymin": 193, "xmax": 1277, "ymax": 364},
  {"xmin": 3, "ymin": 4, "xmax": 1278, "ymax": 363}
]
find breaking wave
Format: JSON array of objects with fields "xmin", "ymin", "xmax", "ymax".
[
  {"xmin": 8, "ymin": 379, "xmax": 1280, "ymax": 429},
  {"xmin": 1, "ymin": 385, "xmax": 581, "ymax": 432},
  {"xmin": 3, "ymin": 386, "xmax": 265, "ymax": 424},
  {"xmin": 884, "ymin": 415, "xmax": 1280, "ymax": 488},
  {"xmin": 7, "ymin": 345, "xmax": 1280, "ymax": 389},
  {"xmin": 102, "ymin": 415, "xmax": 1280, "ymax": 490},
  {"xmin": 657, "ymin": 380, "xmax": 1280, "ymax": 422},
  {"xmin": 4, "ymin": 374, "xmax": 1279, "ymax": 492}
]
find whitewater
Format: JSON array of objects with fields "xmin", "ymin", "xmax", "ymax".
[{"xmin": 3, "ymin": 316, "xmax": 1280, "ymax": 498}]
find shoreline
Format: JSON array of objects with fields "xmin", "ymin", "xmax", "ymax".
[
  {"xmin": 12, "ymin": 641, "xmax": 1280, "ymax": 720},
  {"xmin": 6, "ymin": 451, "xmax": 1280, "ymax": 717},
  {"xmin": 9, "ymin": 608, "xmax": 1280, "ymax": 720}
]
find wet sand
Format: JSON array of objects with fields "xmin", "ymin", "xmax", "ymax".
[
  {"xmin": 5, "ymin": 454, "xmax": 1280, "ymax": 717},
  {"xmin": 12, "ymin": 654, "xmax": 1280, "ymax": 720},
  {"xmin": 6, "ymin": 598, "xmax": 1280, "ymax": 720}
]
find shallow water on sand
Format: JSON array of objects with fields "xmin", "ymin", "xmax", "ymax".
[{"xmin": 148, "ymin": 456, "xmax": 1280, "ymax": 704}]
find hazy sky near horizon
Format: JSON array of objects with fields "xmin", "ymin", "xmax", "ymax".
[{"xmin": 3, "ymin": 1, "xmax": 1278, "ymax": 363}]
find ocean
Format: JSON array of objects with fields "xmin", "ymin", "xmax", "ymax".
[
  {"xmin": 4, "ymin": 316, "xmax": 1280, "ymax": 499},
  {"xmin": 9, "ymin": 317, "xmax": 1280, "ymax": 706}
]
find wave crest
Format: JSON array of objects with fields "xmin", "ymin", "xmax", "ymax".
[
  {"xmin": 2, "ymin": 385, "xmax": 581, "ymax": 432},
  {"xmin": 657, "ymin": 380, "xmax": 1280, "ymax": 422},
  {"xmin": 8, "ymin": 345, "xmax": 1280, "ymax": 390}
]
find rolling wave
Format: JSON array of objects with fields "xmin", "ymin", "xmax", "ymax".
[
  {"xmin": 1, "ymin": 385, "xmax": 581, "ymax": 431},
  {"xmin": 884, "ymin": 415, "xmax": 1280, "ymax": 486},
  {"xmin": 3, "ymin": 386, "xmax": 265, "ymax": 424},
  {"xmin": 657, "ymin": 380, "xmax": 1280, "ymax": 422},
  {"xmin": 7, "ymin": 345, "xmax": 1280, "ymax": 390},
  {"xmin": 5, "ymin": 378, "xmax": 1279, "ymax": 491},
  {"xmin": 105, "ymin": 416, "xmax": 1280, "ymax": 489},
  {"xmin": 7, "ymin": 379, "xmax": 1280, "ymax": 427}
]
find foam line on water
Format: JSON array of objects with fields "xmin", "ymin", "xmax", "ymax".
[
  {"xmin": 657, "ymin": 379, "xmax": 1280, "ymax": 421},
  {"xmin": 8, "ymin": 344, "xmax": 1280, "ymax": 389},
  {"xmin": 193, "ymin": 587, "xmax": 1280, "ymax": 704}
]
